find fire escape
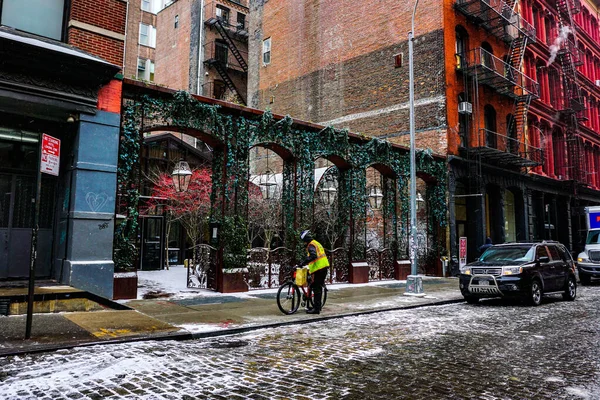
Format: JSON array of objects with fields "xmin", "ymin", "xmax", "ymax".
[
  {"xmin": 455, "ymin": 0, "xmax": 541, "ymax": 172},
  {"xmin": 555, "ymin": 0, "xmax": 585, "ymax": 184},
  {"xmin": 204, "ymin": 9, "xmax": 248, "ymax": 105}
]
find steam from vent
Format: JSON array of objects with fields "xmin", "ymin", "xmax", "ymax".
[{"xmin": 547, "ymin": 26, "xmax": 572, "ymax": 66}]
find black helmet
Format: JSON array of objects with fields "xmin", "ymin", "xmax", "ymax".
[{"xmin": 300, "ymin": 230, "xmax": 312, "ymax": 242}]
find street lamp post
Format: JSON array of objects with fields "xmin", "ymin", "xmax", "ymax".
[{"xmin": 405, "ymin": 0, "xmax": 425, "ymax": 296}]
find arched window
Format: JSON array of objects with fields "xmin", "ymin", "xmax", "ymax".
[
  {"xmin": 455, "ymin": 26, "xmax": 469, "ymax": 69},
  {"xmin": 458, "ymin": 92, "xmax": 470, "ymax": 147},
  {"xmin": 506, "ymin": 114, "xmax": 517, "ymax": 153},
  {"xmin": 481, "ymin": 42, "xmax": 493, "ymax": 68},
  {"xmin": 484, "ymin": 105, "xmax": 497, "ymax": 148}
]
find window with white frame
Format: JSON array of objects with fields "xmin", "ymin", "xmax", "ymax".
[
  {"xmin": 137, "ymin": 58, "xmax": 155, "ymax": 82},
  {"xmin": 262, "ymin": 37, "xmax": 271, "ymax": 65},
  {"xmin": 139, "ymin": 23, "xmax": 156, "ymax": 47},
  {"xmin": 1, "ymin": 0, "xmax": 65, "ymax": 40},
  {"xmin": 141, "ymin": 0, "xmax": 164, "ymax": 13}
]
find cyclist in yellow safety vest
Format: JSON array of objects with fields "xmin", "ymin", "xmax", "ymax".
[{"xmin": 299, "ymin": 230, "xmax": 329, "ymax": 314}]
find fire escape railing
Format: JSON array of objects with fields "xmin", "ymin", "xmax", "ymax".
[
  {"xmin": 455, "ymin": 0, "xmax": 537, "ymax": 43},
  {"xmin": 469, "ymin": 128, "xmax": 543, "ymax": 167},
  {"xmin": 456, "ymin": 48, "xmax": 540, "ymax": 99}
]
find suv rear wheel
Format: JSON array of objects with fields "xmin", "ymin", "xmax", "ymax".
[
  {"xmin": 563, "ymin": 276, "xmax": 576, "ymax": 301},
  {"xmin": 528, "ymin": 279, "xmax": 543, "ymax": 306}
]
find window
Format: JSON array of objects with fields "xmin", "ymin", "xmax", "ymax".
[
  {"xmin": 0, "ymin": 0, "xmax": 65, "ymax": 40},
  {"xmin": 141, "ymin": 0, "xmax": 163, "ymax": 13},
  {"xmin": 139, "ymin": 23, "xmax": 156, "ymax": 47},
  {"xmin": 137, "ymin": 58, "xmax": 146, "ymax": 80},
  {"xmin": 536, "ymin": 246, "xmax": 549, "ymax": 260},
  {"xmin": 237, "ymin": 13, "xmax": 246, "ymax": 30},
  {"xmin": 137, "ymin": 58, "xmax": 155, "ymax": 82},
  {"xmin": 174, "ymin": 15, "xmax": 179, "ymax": 29},
  {"xmin": 484, "ymin": 105, "xmax": 497, "ymax": 148},
  {"xmin": 458, "ymin": 92, "xmax": 470, "ymax": 147},
  {"xmin": 455, "ymin": 26, "xmax": 469, "ymax": 69},
  {"xmin": 262, "ymin": 37, "xmax": 271, "ymax": 65},
  {"xmin": 216, "ymin": 5, "xmax": 230, "ymax": 25},
  {"xmin": 547, "ymin": 245, "xmax": 561, "ymax": 261}
]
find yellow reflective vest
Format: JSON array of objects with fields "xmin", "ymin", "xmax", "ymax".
[{"xmin": 307, "ymin": 240, "xmax": 330, "ymax": 274}]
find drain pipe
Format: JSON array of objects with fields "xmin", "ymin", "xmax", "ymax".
[{"xmin": 196, "ymin": 0, "xmax": 205, "ymax": 95}]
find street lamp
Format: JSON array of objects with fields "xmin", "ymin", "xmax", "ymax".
[
  {"xmin": 406, "ymin": 0, "xmax": 425, "ymax": 296},
  {"xmin": 368, "ymin": 185, "xmax": 384, "ymax": 210},
  {"xmin": 258, "ymin": 169, "xmax": 278, "ymax": 200},
  {"xmin": 319, "ymin": 170, "xmax": 338, "ymax": 207},
  {"xmin": 172, "ymin": 159, "xmax": 192, "ymax": 193}
]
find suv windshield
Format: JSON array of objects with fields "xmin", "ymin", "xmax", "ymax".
[{"xmin": 479, "ymin": 246, "xmax": 535, "ymax": 263}]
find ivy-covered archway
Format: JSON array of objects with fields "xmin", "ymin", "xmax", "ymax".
[{"xmin": 116, "ymin": 88, "xmax": 448, "ymax": 291}]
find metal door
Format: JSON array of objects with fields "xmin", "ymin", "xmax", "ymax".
[
  {"xmin": 140, "ymin": 216, "xmax": 164, "ymax": 270},
  {"xmin": 0, "ymin": 173, "xmax": 56, "ymax": 279}
]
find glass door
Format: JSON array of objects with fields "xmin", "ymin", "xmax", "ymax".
[{"xmin": 140, "ymin": 216, "xmax": 164, "ymax": 270}]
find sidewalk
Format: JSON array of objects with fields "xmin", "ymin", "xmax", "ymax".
[{"xmin": 0, "ymin": 267, "xmax": 463, "ymax": 357}]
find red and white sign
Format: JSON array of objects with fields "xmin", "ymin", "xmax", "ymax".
[
  {"xmin": 40, "ymin": 134, "xmax": 60, "ymax": 176},
  {"xmin": 459, "ymin": 237, "xmax": 467, "ymax": 269}
]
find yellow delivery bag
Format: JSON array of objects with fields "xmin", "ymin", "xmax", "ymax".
[{"xmin": 295, "ymin": 267, "xmax": 308, "ymax": 286}]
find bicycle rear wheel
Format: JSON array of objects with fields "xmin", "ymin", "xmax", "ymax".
[
  {"xmin": 277, "ymin": 282, "xmax": 301, "ymax": 315},
  {"xmin": 307, "ymin": 284, "xmax": 328, "ymax": 309}
]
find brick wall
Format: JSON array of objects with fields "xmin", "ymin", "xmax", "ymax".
[
  {"xmin": 68, "ymin": 27, "xmax": 124, "ymax": 67},
  {"xmin": 68, "ymin": 0, "xmax": 126, "ymax": 67},
  {"xmin": 123, "ymin": 2, "xmax": 157, "ymax": 80},
  {"xmin": 155, "ymin": 0, "xmax": 192, "ymax": 91},
  {"xmin": 97, "ymin": 79, "xmax": 123, "ymax": 113},
  {"xmin": 248, "ymin": 0, "xmax": 447, "ymax": 155}
]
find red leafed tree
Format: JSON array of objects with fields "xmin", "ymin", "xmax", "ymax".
[{"xmin": 148, "ymin": 169, "xmax": 212, "ymax": 270}]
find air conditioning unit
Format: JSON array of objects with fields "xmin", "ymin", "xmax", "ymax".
[
  {"xmin": 458, "ymin": 102, "xmax": 473, "ymax": 115},
  {"xmin": 595, "ymin": 80, "xmax": 600, "ymax": 87}
]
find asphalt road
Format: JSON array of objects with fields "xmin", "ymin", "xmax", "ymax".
[{"xmin": 1, "ymin": 285, "xmax": 599, "ymax": 400}]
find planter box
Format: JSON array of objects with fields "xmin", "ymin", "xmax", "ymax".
[
  {"xmin": 221, "ymin": 269, "xmax": 249, "ymax": 293},
  {"xmin": 395, "ymin": 260, "xmax": 411, "ymax": 281},
  {"xmin": 349, "ymin": 261, "xmax": 369, "ymax": 284},
  {"xmin": 113, "ymin": 272, "xmax": 138, "ymax": 300}
]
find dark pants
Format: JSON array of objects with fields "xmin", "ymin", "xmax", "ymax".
[{"xmin": 309, "ymin": 268, "xmax": 327, "ymax": 311}]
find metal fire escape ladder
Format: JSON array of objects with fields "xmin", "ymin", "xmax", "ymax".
[
  {"xmin": 556, "ymin": 0, "xmax": 585, "ymax": 183},
  {"xmin": 210, "ymin": 18, "xmax": 248, "ymax": 72},
  {"xmin": 505, "ymin": 8, "xmax": 535, "ymax": 163},
  {"xmin": 207, "ymin": 59, "xmax": 247, "ymax": 104}
]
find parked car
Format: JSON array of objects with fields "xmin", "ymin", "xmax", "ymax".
[{"xmin": 459, "ymin": 241, "xmax": 577, "ymax": 306}]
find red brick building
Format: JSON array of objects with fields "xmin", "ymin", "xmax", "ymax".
[
  {"xmin": 249, "ymin": 0, "xmax": 600, "ymax": 269},
  {"xmin": 153, "ymin": 0, "xmax": 249, "ymax": 104}
]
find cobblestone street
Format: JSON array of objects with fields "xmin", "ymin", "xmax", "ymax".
[{"xmin": 1, "ymin": 286, "xmax": 600, "ymax": 400}]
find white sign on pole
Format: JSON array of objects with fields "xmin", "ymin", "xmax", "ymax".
[
  {"xmin": 40, "ymin": 133, "xmax": 60, "ymax": 176},
  {"xmin": 459, "ymin": 237, "xmax": 467, "ymax": 270}
]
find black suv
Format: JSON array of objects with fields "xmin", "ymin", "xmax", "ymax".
[{"xmin": 459, "ymin": 241, "xmax": 577, "ymax": 306}]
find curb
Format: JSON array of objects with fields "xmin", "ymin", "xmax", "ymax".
[{"xmin": 0, "ymin": 296, "xmax": 464, "ymax": 357}]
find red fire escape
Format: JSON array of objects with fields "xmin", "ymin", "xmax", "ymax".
[
  {"xmin": 455, "ymin": 0, "xmax": 541, "ymax": 169},
  {"xmin": 555, "ymin": 0, "xmax": 586, "ymax": 184}
]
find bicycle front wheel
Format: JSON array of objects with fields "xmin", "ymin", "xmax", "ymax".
[{"xmin": 277, "ymin": 282, "xmax": 301, "ymax": 315}]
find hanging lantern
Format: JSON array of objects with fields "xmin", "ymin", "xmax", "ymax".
[
  {"xmin": 319, "ymin": 174, "xmax": 338, "ymax": 207},
  {"xmin": 172, "ymin": 160, "xmax": 192, "ymax": 193},
  {"xmin": 368, "ymin": 185, "xmax": 383, "ymax": 210},
  {"xmin": 258, "ymin": 169, "xmax": 278, "ymax": 200},
  {"xmin": 416, "ymin": 191, "xmax": 425, "ymax": 210}
]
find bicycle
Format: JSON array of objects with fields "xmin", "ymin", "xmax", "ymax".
[{"xmin": 276, "ymin": 266, "xmax": 328, "ymax": 315}]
